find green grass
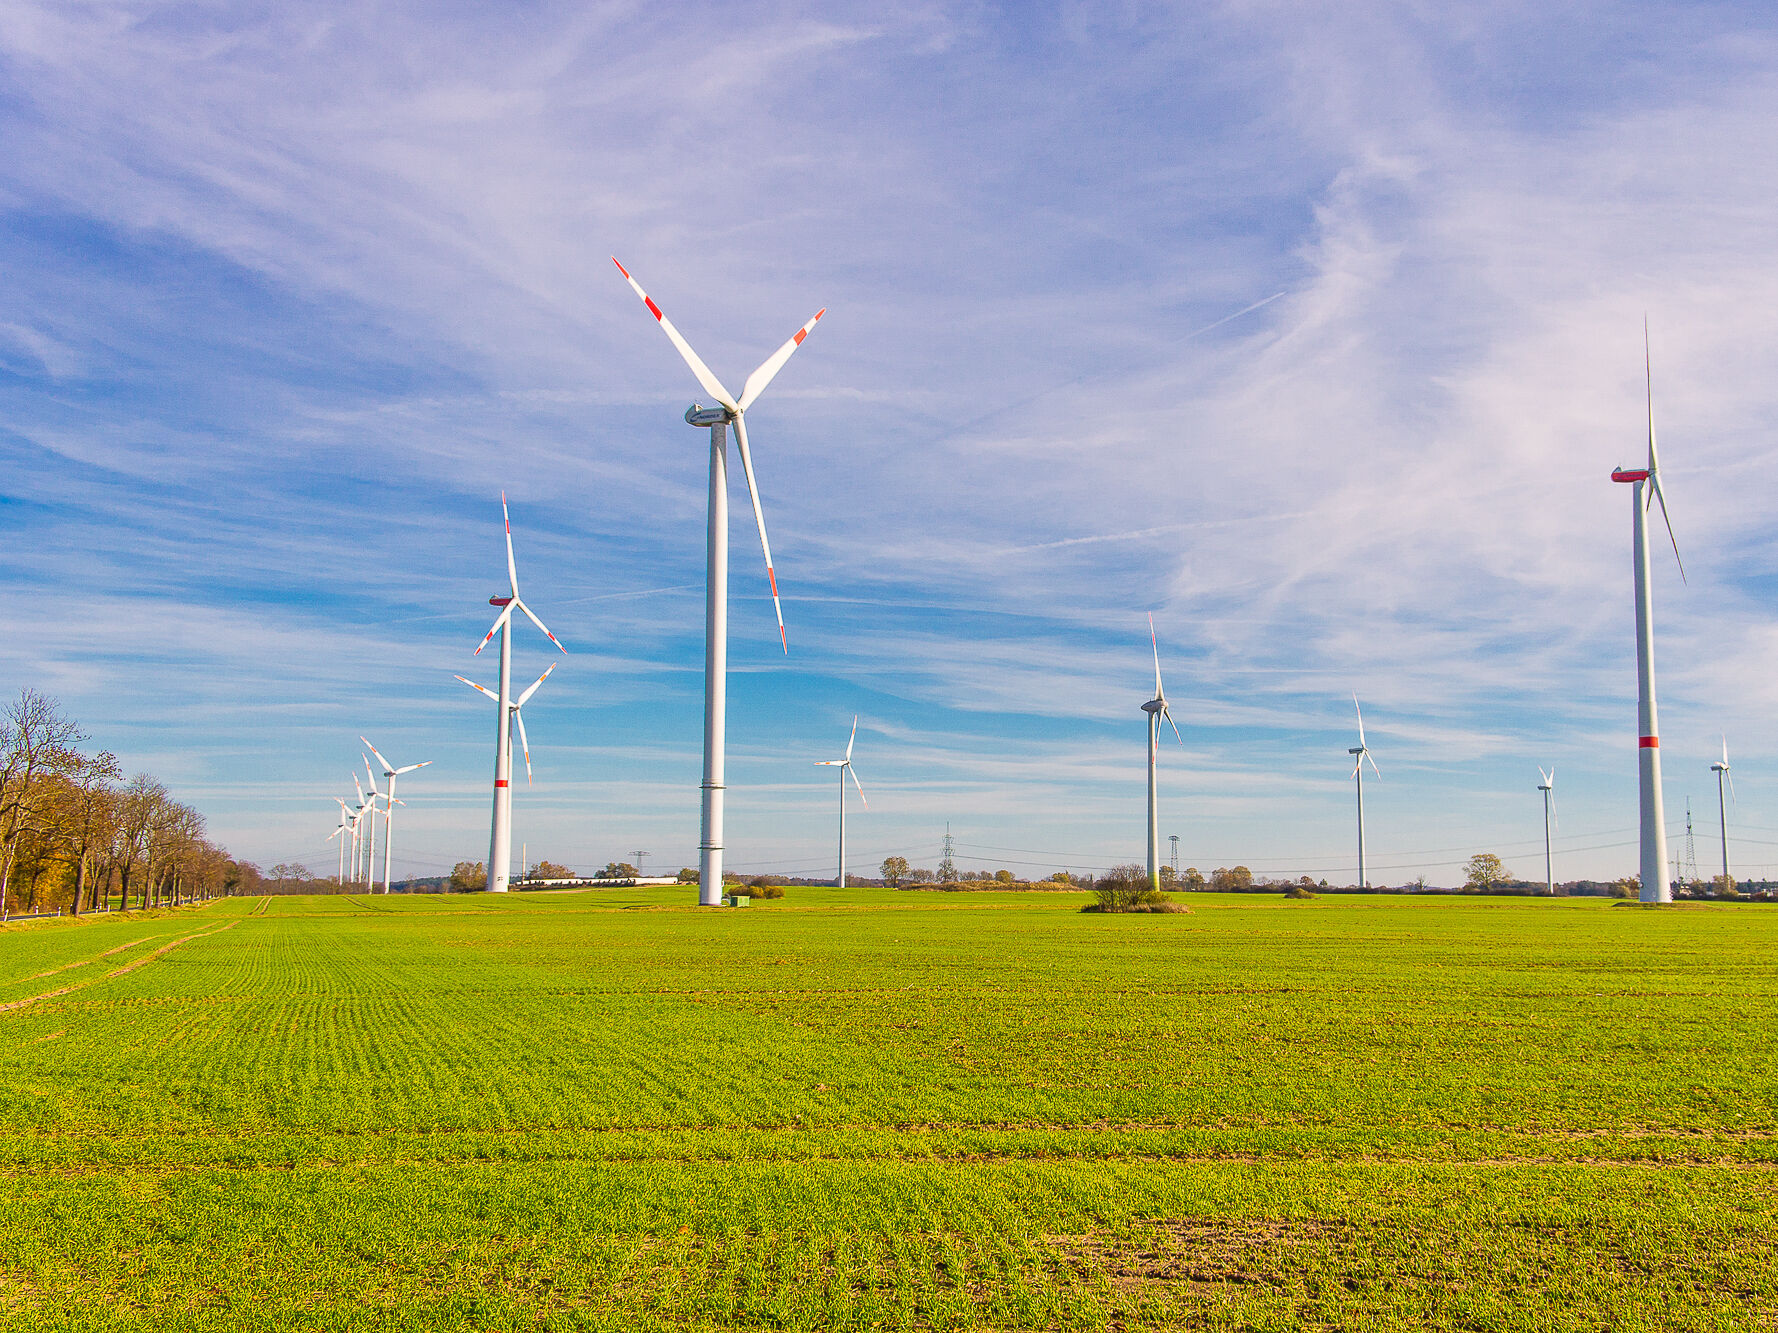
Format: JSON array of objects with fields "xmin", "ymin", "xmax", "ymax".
[{"xmin": 1, "ymin": 888, "xmax": 1774, "ymax": 1330}]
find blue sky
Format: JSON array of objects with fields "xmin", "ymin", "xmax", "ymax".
[{"xmin": 3, "ymin": 2, "xmax": 1777, "ymax": 885}]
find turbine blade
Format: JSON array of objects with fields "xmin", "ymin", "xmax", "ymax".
[
  {"xmin": 515, "ymin": 661, "xmax": 556, "ymax": 708},
  {"xmin": 1149, "ymin": 613, "xmax": 1163, "ymax": 699},
  {"xmin": 846, "ymin": 715, "xmax": 857, "ymax": 762},
  {"xmin": 1365, "ymin": 751, "xmax": 1381, "ymax": 779},
  {"xmin": 1353, "ymin": 692, "xmax": 1366, "ymax": 747},
  {"xmin": 1644, "ymin": 315, "xmax": 1656, "ymax": 476},
  {"xmin": 502, "ymin": 492, "xmax": 520, "ymax": 597},
  {"xmin": 1643, "ymin": 319, "xmax": 1685, "ymax": 583},
  {"xmin": 611, "ymin": 257, "xmax": 738, "ymax": 412},
  {"xmin": 1650, "ymin": 475, "xmax": 1685, "ymax": 583},
  {"xmin": 514, "ymin": 597, "xmax": 567, "ymax": 654},
  {"xmin": 1350, "ymin": 757, "xmax": 1361, "ymax": 780},
  {"xmin": 849, "ymin": 763, "xmax": 866, "ymax": 807},
  {"xmin": 1727, "ymin": 769, "xmax": 1736, "ymax": 803},
  {"xmin": 731, "ymin": 414, "xmax": 787, "ymax": 652},
  {"xmin": 455, "ymin": 673, "xmax": 500, "ymax": 703},
  {"xmin": 514, "ymin": 708, "xmax": 533, "ymax": 785},
  {"xmin": 1551, "ymin": 792, "xmax": 1559, "ymax": 832},
  {"xmin": 474, "ymin": 604, "xmax": 513, "ymax": 656},
  {"xmin": 354, "ymin": 774, "xmax": 365, "ymax": 804},
  {"xmin": 815, "ymin": 760, "xmax": 841, "ymax": 766},
  {"xmin": 737, "ymin": 308, "xmax": 826, "ymax": 412},
  {"xmin": 395, "ymin": 761, "xmax": 431, "ymax": 775},
  {"xmin": 1162, "ymin": 701, "xmax": 1182, "ymax": 746},
  {"xmin": 361, "ymin": 737, "xmax": 392, "ymax": 775}
]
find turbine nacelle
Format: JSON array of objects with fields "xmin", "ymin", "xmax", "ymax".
[{"xmin": 684, "ymin": 403, "xmax": 731, "ymax": 428}]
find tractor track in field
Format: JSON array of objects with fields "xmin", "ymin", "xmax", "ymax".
[
  {"xmin": 3, "ymin": 1149, "xmax": 1777, "ymax": 1181},
  {"xmin": 27, "ymin": 936, "xmax": 160, "ymax": 980},
  {"xmin": 0, "ymin": 920, "xmax": 239, "ymax": 1016}
]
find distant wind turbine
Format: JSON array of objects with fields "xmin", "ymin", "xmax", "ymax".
[
  {"xmin": 1537, "ymin": 767, "xmax": 1557, "ymax": 896},
  {"xmin": 363, "ymin": 739, "xmax": 430, "ymax": 895},
  {"xmin": 815, "ymin": 716, "xmax": 867, "ymax": 888},
  {"xmin": 351, "ymin": 774, "xmax": 371, "ymax": 886},
  {"xmin": 1711, "ymin": 737, "xmax": 1735, "ymax": 888},
  {"xmin": 470, "ymin": 494, "xmax": 566, "ymax": 894},
  {"xmin": 459, "ymin": 662, "xmax": 556, "ymax": 785},
  {"xmin": 1142, "ymin": 615, "xmax": 1182, "ymax": 889},
  {"xmin": 363, "ymin": 755, "xmax": 386, "ymax": 893},
  {"xmin": 1611, "ymin": 321, "xmax": 1684, "ymax": 903},
  {"xmin": 614, "ymin": 257, "xmax": 825, "ymax": 907},
  {"xmin": 1348, "ymin": 694, "xmax": 1380, "ymax": 889},
  {"xmin": 329, "ymin": 800, "xmax": 350, "ymax": 885}
]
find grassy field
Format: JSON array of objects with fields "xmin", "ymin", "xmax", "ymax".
[{"xmin": 0, "ymin": 887, "xmax": 1774, "ymax": 1331}]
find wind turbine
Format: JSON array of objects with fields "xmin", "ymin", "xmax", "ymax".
[
  {"xmin": 351, "ymin": 774, "xmax": 371, "ymax": 886},
  {"xmin": 470, "ymin": 494, "xmax": 566, "ymax": 894},
  {"xmin": 362, "ymin": 755, "xmax": 386, "ymax": 893},
  {"xmin": 329, "ymin": 800, "xmax": 350, "ymax": 885},
  {"xmin": 1711, "ymin": 737, "xmax": 1735, "ymax": 889},
  {"xmin": 459, "ymin": 662, "xmax": 556, "ymax": 786},
  {"xmin": 614, "ymin": 257, "xmax": 825, "ymax": 907},
  {"xmin": 1142, "ymin": 614, "xmax": 1182, "ymax": 889},
  {"xmin": 1347, "ymin": 694, "xmax": 1380, "ymax": 889},
  {"xmin": 1611, "ymin": 321, "xmax": 1684, "ymax": 903},
  {"xmin": 815, "ymin": 716, "xmax": 867, "ymax": 888},
  {"xmin": 363, "ymin": 739, "xmax": 430, "ymax": 895},
  {"xmin": 1537, "ymin": 767, "xmax": 1558, "ymax": 896}
]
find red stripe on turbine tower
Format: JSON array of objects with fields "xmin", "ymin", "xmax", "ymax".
[
  {"xmin": 1640, "ymin": 736, "xmax": 1660, "ymax": 748},
  {"xmin": 495, "ymin": 779, "xmax": 509, "ymax": 787}
]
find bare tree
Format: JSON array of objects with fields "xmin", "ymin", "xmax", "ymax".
[{"xmin": 0, "ymin": 689, "xmax": 84, "ymax": 911}]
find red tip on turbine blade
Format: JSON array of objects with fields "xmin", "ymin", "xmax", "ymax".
[
  {"xmin": 611, "ymin": 257, "xmax": 630, "ymax": 279},
  {"xmin": 767, "ymin": 565, "xmax": 779, "ymax": 597},
  {"xmin": 779, "ymin": 624, "xmax": 788, "ymax": 654},
  {"xmin": 644, "ymin": 296, "xmax": 663, "ymax": 321}
]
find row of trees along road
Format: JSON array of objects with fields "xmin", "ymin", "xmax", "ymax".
[{"xmin": 0, "ymin": 688, "xmax": 250, "ymax": 916}]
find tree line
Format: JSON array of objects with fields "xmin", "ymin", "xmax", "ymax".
[{"xmin": 0, "ymin": 688, "xmax": 250, "ymax": 916}]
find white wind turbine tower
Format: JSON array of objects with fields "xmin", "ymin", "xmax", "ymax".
[
  {"xmin": 363, "ymin": 739, "xmax": 430, "ymax": 895},
  {"xmin": 1611, "ymin": 322, "xmax": 1685, "ymax": 904},
  {"xmin": 1142, "ymin": 615, "xmax": 1182, "ymax": 889},
  {"xmin": 815, "ymin": 716, "xmax": 867, "ymax": 888},
  {"xmin": 1347, "ymin": 694, "xmax": 1380, "ymax": 889},
  {"xmin": 614, "ymin": 258, "xmax": 826, "ymax": 907},
  {"xmin": 1537, "ymin": 767, "xmax": 1558, "ymax": 896},
  {"xmin": 1711, "ymin": 737, "xmax": 1735, "ymax": 888},
  {"xmin": 469, "ymin": 495, "xmax": 566, "ymax": 894}
]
